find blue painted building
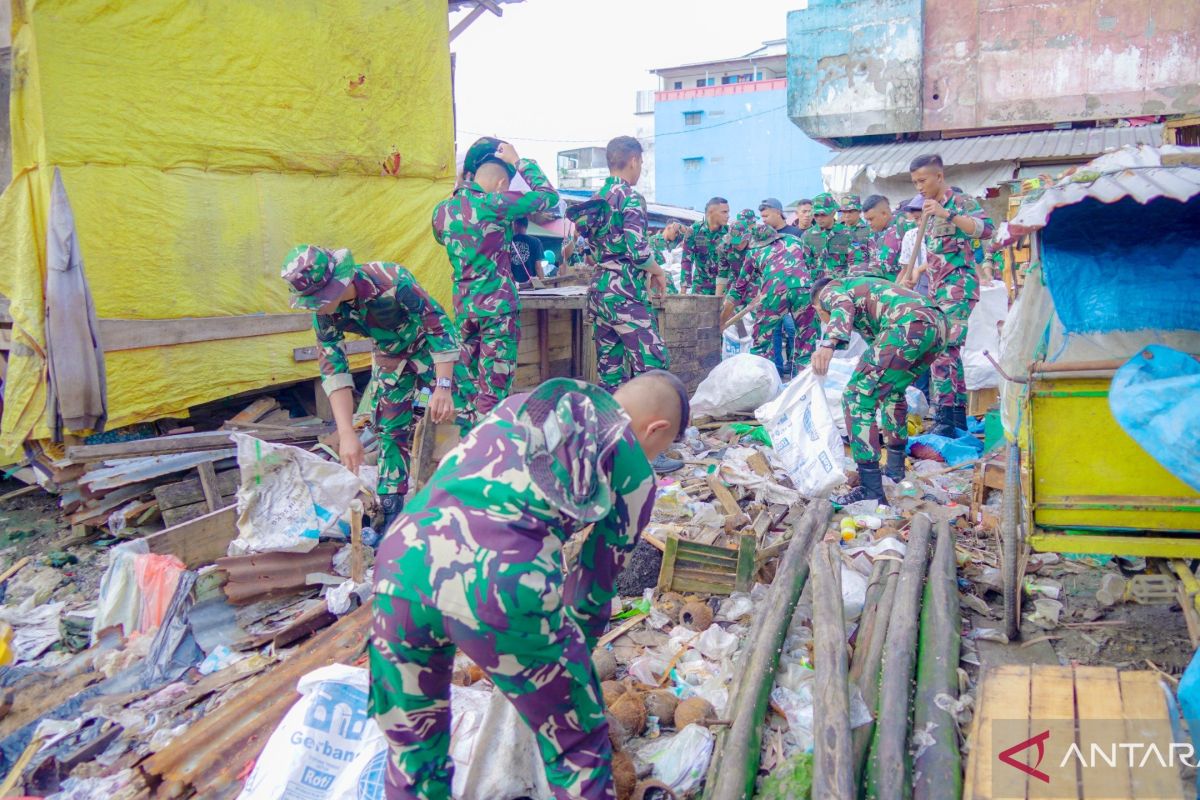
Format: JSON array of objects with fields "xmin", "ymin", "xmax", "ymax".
[{"xmin": 649, "ymin": 40, "xmax": 831, "ymax": 215}]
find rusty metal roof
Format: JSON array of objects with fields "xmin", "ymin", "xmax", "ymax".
[
  {"xmin": 1006, "ymin": 145, "xmax": 1200, "ymax": 234},
  {"xmin": 215, "ymin": 543, "xmax": 339, "ymax": 605},
  {"xmin": 825, "ymin": 125, "xmax": 1165, "ymax": 178}
]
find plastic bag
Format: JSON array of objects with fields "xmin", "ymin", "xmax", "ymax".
[
  {"xmin": 907, "ymin": 432, "xmax": 983, "ymax": 466},
  {"xmin": 697, "ymin": 625, "xmax": 739, "ymax": 661},
  {"xmin": 755, "ymin": 369, "xmax": 844, "ymax": 498},
  {"xmin": 136, "ymin": 553, "xmax": 186, "ymax": 632},
  {"xmin": 840, "ymin": 566, "xmax": 868, "ymax": 621},
  {"xmin": 692, "ymin": 354, "xmax": 782, "ymax": 417},
  {"xmin": 455, "ymin": 686, "xmax": 549, "ymax": 800},
  {"xmin": 92, "ymin": 540, "xmax": 146, "ymax": 642},
  {"xmin": 230, "ymin": 433, "xmax": 377, "ymax": 555},
  {"xmin": 237, "ymin": 664, "xmax": 385, "ymax": 800},
  {"xmin": 637, "ymin": 722, "xmax": 714, "ymax": 793},
  {"xmin": 721, "ymin": 326, "xmax": 753, "ymax": 360}
]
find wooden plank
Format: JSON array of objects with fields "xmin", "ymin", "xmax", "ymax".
[
  {"xmin": 735, "ymin": 534, "xmax": 756, "ymax": 592},
  {"xmin": 154, "ymin": 468, "xmax": 239, "ymax": 511},
  {"xmin": 746, "ymin": 451, "xmax": 772, "ymax": 477},
  {"xmin": 197, "ymin": 462, "xmax": 221, "ymax": 512},
  {"xmin": 161, "ymin": 494, "xmax": 235, "ymax": 528},
  {"xmin": 1118, "ymin": 671, "xmax": 1184, "ymax": 799},
  {"xmin": 0, "ymin": 556, "xmax": 31, "ymax": 583},
  {"xmin": 1073, "ymin": 666, "xmax": 1132, "ymax": 800},
  {"xmin": 707, "ymin": 474, "xmax": 741, "ymax": 515},
  {"xmin": 293, "ymin": 338, "xmax": 372, "ymax": 362},
  {"xmin": 67, "ymin": 426, "xmax": 329, "ymax": 461},
  {"xmin": 965, "ymin": 664, "xmax": 1031, "ymax": 800},
  {"xmin": 597, "ymin": 613, "xmax": 648, "ymax": 648},
  {"xmin": 143, "ymin": 506, "xmax": 238, "ymax": 568},
  {"xmin": 227, "ymin": 397, "xmax": 278, "ymax": 426},
  {"xmin": 98, "ymin": 313, "xmax": 313, "ymax": 352},
  {"xmin": 1029, "ymin": 665, "xmax": 1081, "ymax": 797},
  {"xmin": 657, "ymin": 535, "xmax": 680, "ymax": 592}
]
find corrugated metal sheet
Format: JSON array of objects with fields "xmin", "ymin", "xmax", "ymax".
[
  {"xmin": 1007, "ymin": 145, "xmax": 1200, "ymax": 234},
  {"xmin": 826, "ymin": 125, "xmax": 1165, "ymax": 177},
  {"xmin": 215, "ymin": 542, "xmax": 339, "ymax": 605}
]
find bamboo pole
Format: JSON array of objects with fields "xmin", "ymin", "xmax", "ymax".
[
  {"xmin": 912, "ymin": 520, "xmax": 963, "ymax": 800},
  {"xmin": 812, "ymin": 541, "xmax": 855, "ymax": 799},
  {"xmin": 865, "ymin": 513, "xmax": 933, "ymax": 799},
  {"xmin": 704, "ymin": 500, "xmax": 834, "ymax": 800},
  {"xmin": 851, "ymin": 559, "xmax": 901, "ymax": 782}
]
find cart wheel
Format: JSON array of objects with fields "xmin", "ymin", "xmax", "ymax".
[{"xmin": 1001, "ymin": 443, "xmax": 1022, "ymax": 641}]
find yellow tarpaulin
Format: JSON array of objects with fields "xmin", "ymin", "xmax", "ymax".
[{"xmin": 0, "ymin": 0, "xmax": 456, "ymax": 460}]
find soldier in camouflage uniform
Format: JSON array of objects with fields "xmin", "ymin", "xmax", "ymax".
[
  {"xmin": 432, "ymin": 137, "xmax": 559, "ymax": 427},
  {"xmin": 567, "ymin": 136, "xmax": 671, "ymax": 396},
  {"xmin": 676, "ymin": 197, "xmax": 733, "ymax": 294},
  {"xmin": 809, "ymin": 275, "xmax": 947, "ymax": 505},
  {"xmin": 370, "ymin": 373, "xmax": 689, "ymax": 800},
  {"xmin": 721, "ymin": 220, "xmax": 817, "ymax": 366},
  {"xmin": 858, "ymin": 194, "xmax": 915, "ymax": 279},
  {"xmin": 907, "ymin": 154, "xmax": 994, "ymax": 435},
  {"xmin": 282, "ymin": 245, "xmax": 460, "ymax": 530},
  {"xmin": 838, "ymin": 194, "xmax": 874, "ymax": 246},
  {"xmin": 801, "ymin": 192, "xmax": 871, "ymax": 282}
]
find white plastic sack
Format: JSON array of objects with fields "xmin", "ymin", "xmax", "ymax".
[
  {"xmin": 815, "ymin": 333, "xmax": 866, "ymax": 434},
  {"xmin": 638, "ymin": 723, "xmax": 714, "ymax": 794},
  {"xmin": 841, "ymin": 566, "xmax": 868, "ymax": 621},
  {"xmin": 721, "ymin": 325, "xmax": 753, "ymax": 360},
  {"xmin": 237, "ymin": 664, "xmax": 385, "ymax": 800},
  {"xmin": 754, "ymin": 369, "xmax": 844, "ymax": 498},
  {"xmin": 456, "ymin": 687, "xmax": 549, "ymax": 800},
  {"xmin": 229, "ymin": 434, "xmax": 376, "ymax": 555},
  {"xmin": 963, "ymin": 280, "xmax": 1009, "ymax": 390},
  {"xmin": 91, "ymin": 539, "xmax": 147, "ymax": 643},
  {"xmin": 692, "ymin": 354, "xmax": 782, "ymax": 418}
]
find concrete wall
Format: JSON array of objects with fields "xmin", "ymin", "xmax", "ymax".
[
  {"xmin": 788, "ymin": 0, "xmax": 1200, "ymax": 138},
  {"xmin": 654, "ymin": 83, "xmax": 831, "ymax": 213},
  {"xmin": 787, "ymin": 0, "xmax": 925, "ymax": 138}
]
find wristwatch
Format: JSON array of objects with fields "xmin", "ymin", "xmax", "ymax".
[{"xmin": 435, "ymin": 377, "xmax": 453, "ymax": 390}]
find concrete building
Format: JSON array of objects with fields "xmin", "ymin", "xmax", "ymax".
[
  {"xmin": 786, "ymin": 0, "xmax": 1200, "ymax": 206},
  {"xmin": 556, "ymin": 146, "xmax": 609, "ymax": 194},
  {"xmin": 648, "ymin": 40, "xmax": 831, "ymax": 214}
]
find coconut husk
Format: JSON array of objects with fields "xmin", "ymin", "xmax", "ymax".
[
  {"xmin": 593, "ymin": 648, "xmax": 618, "ymax": 681},
  {"xmin": 674, "ymin": 696, "xmax": 714, "ymax": 729},
  {"xmin": 602, "ymin": 679, "xmax": 627, "ymax": 706},
  {"xmin": 610, "ymin": 690, "xmax": 647, "ymax": 736},
  {"xmin": 645, "ymin": 689, "xmax": 679, "ymax": 727},
  {"xmin": 613, "ymin": 750, "xmax": 638, "ymax": 800},
  {"xmin": 680, "ymin": 601, "xmax": 714, "ymax": 631}
]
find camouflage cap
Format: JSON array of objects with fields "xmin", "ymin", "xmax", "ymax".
[
  {"xmin": 462, "ymin": 136, "xmax": 516, "ymax": 180},
  {"xmin": 281, "ymin": 245, "xmax": 356, "ymax": 311},
  {"xmin": 811, "ymin": 192, "xmax": 838, "ymax": 215},
  {"xmin": 517, "ymin": 378, "xmax": 630, "ymax": 523},
  {"xmin": 839, "ymin": 194, "xmax": 863, "ymax": 212},
  {"xmin": 728, "ymin": 218, "xmax": 779, "ymax": 249}
]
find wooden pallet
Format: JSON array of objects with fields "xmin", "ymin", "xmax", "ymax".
[
  {"xmin": 963, "ymin": 664, "xmax": 1183, "ymax": 799},
  {"xmin": 656, "ymin": 533, "xmax": 755, "ymax": 595}
]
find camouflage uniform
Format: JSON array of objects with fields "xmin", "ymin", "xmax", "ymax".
[
  {"xmin": 818, "ymin": 277, "xmax": 947, "ymax": 463},
  {"xmin": 729, "ymin": 226, "xmax": 818, "ymax": 365},
  {"xmin": 859, "ymin": 215, "xmax": 915, "ymax": 280},
  {"xmin": 282, "ymin": 246, "xmax": 461, "ymax": 498},
  {"xmin": 921, "ymin": 191, "xmax": 993, "ymax": 407},
  {"xmin": 801, "ymin": 193, "xmax": 871, "ymax": 281},
  {"xmin": 370, "ymin": 380, "xmax": 657, "ymax": 800},
  {"xmin": 569, "ymin": 177, "xmax": 670, "ymax": 391},
  {"xmin": 432, "ymin": 158, "xmax": 559, "ymax": 422},
  {"xmin": 681, "ymin": 219, "xmax": 734, "ymax": 295}
]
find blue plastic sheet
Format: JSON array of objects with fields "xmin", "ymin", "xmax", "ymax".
[
  {"xmin": 907, "ymin": 431, "xmax": 984, "ymax": 466},
  {"xmin": 1178, "ymin": 647, "xmax": 1200, "ymax": 794},
  {"xmin": 1042, "ymin": 197, "xmax": 1200, "ymax": 334},
  {"xmin": 1109, "ymin": 345, "xmax": 1200, "ymax": 491}
]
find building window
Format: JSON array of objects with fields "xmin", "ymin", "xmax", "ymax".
[
  {"xmin": 721, "ymin": 75, "xmax": 737, "ymax": 85},
  {"xmin": 673, "ymin": 81, "xmax": 682, "ymax": 90},
  {"xmin": 683, "ymin": 111, "xmax": 703, "ymax": 126},
  {"xmin": 755, "ymin": 70, "xmax": 764, "ymax": 80},
  {"xmin": 683, "ymin": 157, "xmax": 703, "ymax": 172}
]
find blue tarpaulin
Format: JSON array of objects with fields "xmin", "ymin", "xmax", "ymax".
[
  {"xmin": 1109, "ymin": 345, "xmax": 1200, "ymax": 492},
  {"xmin": 1042, "ymin": 197, "xmax": 1200, "ymax": 334}
]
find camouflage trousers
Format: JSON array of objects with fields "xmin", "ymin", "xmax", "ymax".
[
  {"xmin": 930, "ymin": 293, "xmax": 976, "ymax": 408},
  {"xmin": 685, "ymin": 264, "xmax": 717, "ymax": 295},
  {"xmin": 370, "ymin": 594, "xmax": 614, "ymax": 800},
  {"xmin": 749, "ymin": 306, "xmax": 821, "ymax": 370},
  {"xmin": 373, "ymin": 350, "xmax": 436, "ymax": 497},
  {"xmin": 589, "ymin": 266, "xmax": 669, "ymax": 391},
  {"xmin": 844, "ymin": 314, "xmax": 945, "ymax": 463},
  {"xmin": 456, "ymin": 312, "xmax": 518, "ymax": 423}
]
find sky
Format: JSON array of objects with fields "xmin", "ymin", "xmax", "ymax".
[{"xmin": 450, "ymin": 0, "xmax": 809, "ymax": 172}]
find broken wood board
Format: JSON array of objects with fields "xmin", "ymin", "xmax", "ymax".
[
  {"xmin": 707, "ymin": 474, "xmax": 741, "ymax": 516},
  {"xmin": 144, "ymin": 506, "xmax": 238, "ymax": 568},
  {"xmin": 155, "ymin": 468, "xmax": 239, "ymax": 511},
  {"xmin": 66, "ymin": 426, "xmax": 331, "ymax": 462},
  {"xmin": 657, "ymin": 533, "xmax": 755, "ymax": 595}
]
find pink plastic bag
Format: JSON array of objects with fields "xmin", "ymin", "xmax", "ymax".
[{"xmin": 134, "ymin": 553, "xmax": 186, "ymax": 632}]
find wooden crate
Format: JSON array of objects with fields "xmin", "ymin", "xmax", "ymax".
[
  {"xmin": 655, "ymin": 294, "xmax": 723, "ymax": 393},
  {"xmin": 968, "ymin": 386, "xmax": 1000, "ymax": 417},
  {"xmin": 963, "ymin": 665, "xmax": 1182, "ymax": 799}
]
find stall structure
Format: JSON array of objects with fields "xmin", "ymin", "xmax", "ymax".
[{"xmin": 993, "ymin": 145, "xmax": 1200, "ymax": 637}]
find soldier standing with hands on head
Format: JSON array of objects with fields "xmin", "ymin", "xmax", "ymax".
[
  {"xmin": 432, "ymin": 137, "xmax": 559, "ymax": 429},
  {"xmin": 904, "ymin": 154, "xmax": 993, "ymax": 436},
  {"xmin": 281, "ymin": 245, "xmax": 460, "ymax": 531}
]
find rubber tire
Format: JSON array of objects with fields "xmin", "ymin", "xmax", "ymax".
[{"xmin": 1001, "ymin": 443, "xmax": 1022, "ymax": 642}]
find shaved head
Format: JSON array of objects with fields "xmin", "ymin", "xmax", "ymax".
[
  {"xmin": 614, "ymin": 370, "xmax": 689, "ymax": 459},
  {"xmin": 474, "ymin": 161, "xmax": 512, "ymax": 193}
]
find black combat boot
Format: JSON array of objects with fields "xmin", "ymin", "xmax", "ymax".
[
  {"xmin": 834, "ymin": 461, "xmax": 886, "ymax": 506},
  {"xmin": 930, "ymin": 405, "xmax": 956, "ymax": 437},
  {"xmin": 953, "ymin": 405, "xmax": 969, "ymax": 436},
  {"xmin": 883, "ymin": 445, "xmax": 907, "ymax": 482},
  {"xmin": 379, "ymin": 493, "xmax": 405, "ymax": 534}
]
